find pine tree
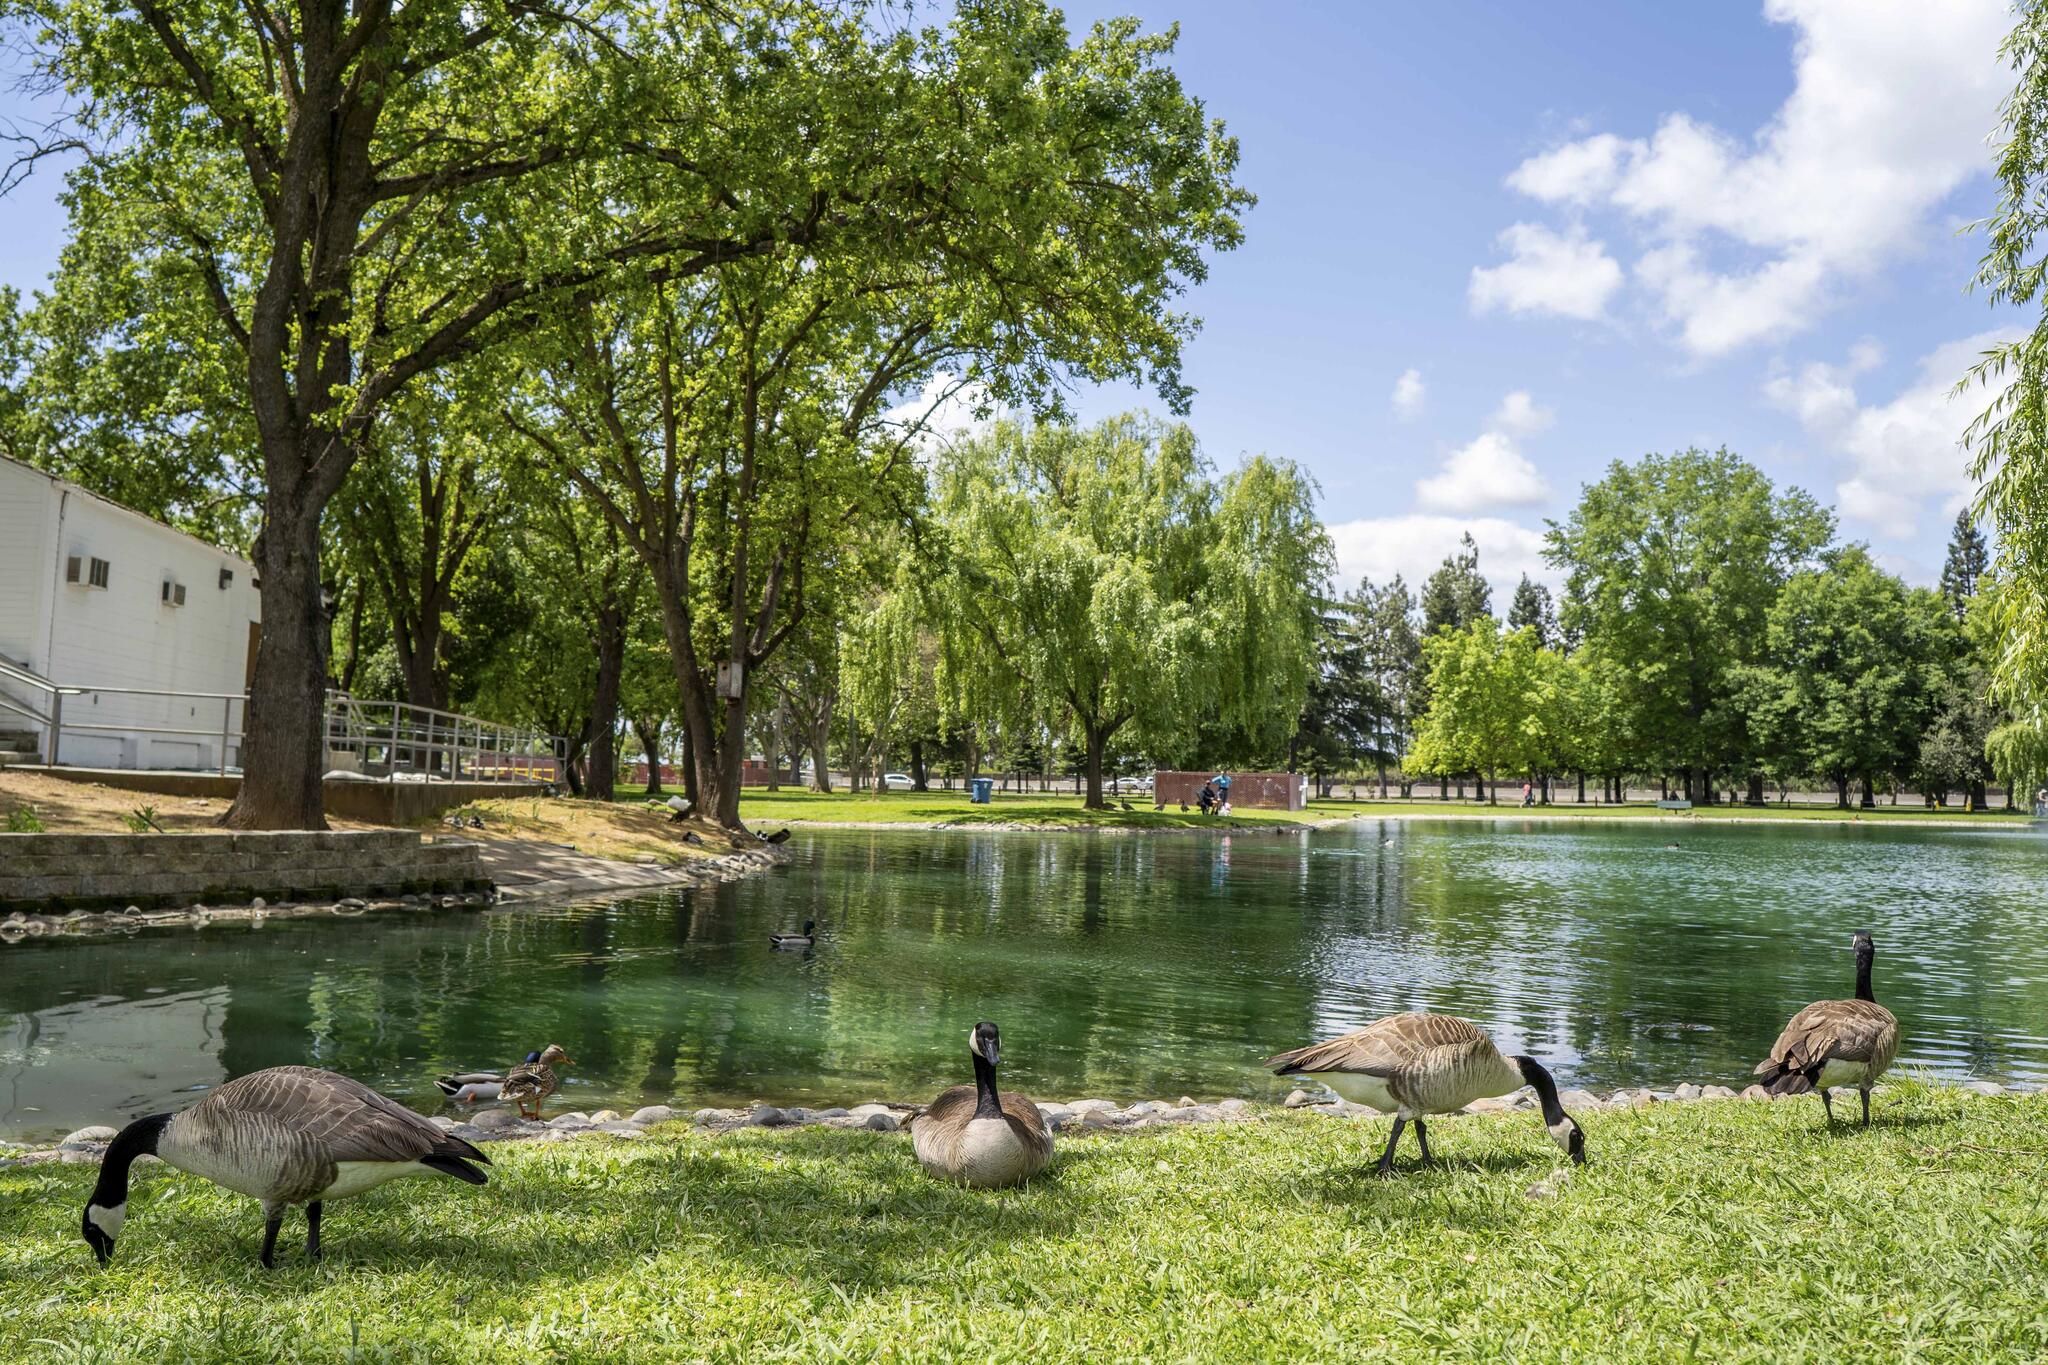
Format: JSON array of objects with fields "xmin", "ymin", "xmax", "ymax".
[
  {"xmin": 1940, "ymin": 510, "xmax": 1989, "ymax": 621},
  {"xmin": 1507, "ymin": 574, "xmax": 1556, "ymax": 648},
  {"xmin": 1421, "ymin": 532, "xmax": 1491, "ymax": 635}
]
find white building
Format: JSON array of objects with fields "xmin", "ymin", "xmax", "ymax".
[{"xmin": 0, "ymin": 454, "xmax": 262, "ymax": 770}]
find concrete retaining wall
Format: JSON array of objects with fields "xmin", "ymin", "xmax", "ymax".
[
  {"xmin": 0, "ymin": 830, "xmax": 487, "ymax": 910},
  {"xmin": 7, "ymin": 765, "xmax": 546, "ymax": 823}
]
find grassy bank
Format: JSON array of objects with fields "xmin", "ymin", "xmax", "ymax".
[
  {"xmin": 728, "ymin": 787, "xmax": 1324, "ymax": 829},
  {"xmin": 4, "ymin": 1083, "xmax": 2042, "ymax": 1362},
  {"xmin": 715, "ymin": 786, "xmax": 2032, "ymax": 829}
]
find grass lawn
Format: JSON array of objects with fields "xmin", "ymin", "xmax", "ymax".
[
  {"xmin": 4, "ymin": 1083, "xmax": 2042, "ymax": 1362},
  {"xmin": 703, "ymin": 784, "xmax": 2032, "ymax": 830},
  {"xmin": 726, "ymin": 787, "xmax": 1323, "ymax": 829}
]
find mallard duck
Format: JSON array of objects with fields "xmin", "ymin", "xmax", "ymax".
[
  {"xmin": 434, "ymin": 1051, "xmax": 541, "ymax": 1104},
  {"xmin": 1753, "ymin": 929, "xmax": 1899, "ymax": 1125},
  {"xmin": 910, "ymin": 1021, "xmax": 1053, "ymax": 1188},
  {"xmin": 1266, "ymin": 1012, "xmax": 1587, "ymax": 1175},
  {"xmin": 769, "ymin": 920, "xmax": 816, "ymax": 949},
  {"xmin": 499, "ymin": 1044, "xmax": 572, "ymax": 1120},
  {"xmin": 81, "ymin": 1066, "xmax": 488, "ymax": 1268}
]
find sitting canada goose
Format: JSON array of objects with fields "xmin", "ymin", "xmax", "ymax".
[
  {"xmin": 434, "ymin": 1051, "xmax": 541, "ymax": 1104},
  {"xmin": 1753, "ymin": 928, "xmax": 1899, "ymax": 1125},
  {"xmin": 81, "ymin": 1066, "xmax": 488, "ymax": 1268},
  {"xmin": 499, "ymin": 1044, "xmax": 572, "ymax": 1120},
  {"xmin": 1266, "ymin": 1013, "xmax": 1586, "ymax": 1175},
  {"xmin": 911, "ymin": 1021, "xmax": 1053, "ymax": 1188},
  {"xmin": 769, "ymin": 920, "xmax": 816, "ymax": 949}
]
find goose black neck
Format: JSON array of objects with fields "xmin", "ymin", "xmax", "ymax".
[
  {"xmin": 1854, "ymin": 948, "xmax": 1875, "ymax": 1003},
  {"xmin": 970, "ymin": 1049, "xmax": 1003, "ymax": 1120},
  {"xmin": 1513, "ymin": 1057, "xmax": 1566, "ymax": 1126},
  {"xmin": 92, "ymin": 1114, "xmax": 169, "ymax": 1208}
]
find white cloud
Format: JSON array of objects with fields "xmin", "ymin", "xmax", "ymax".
[
  {"xmin": 1764, "ymin": 328, "xmax": 2018, "ymax": 539},
  {"xmin": 1489, "ymin": 390, "xmax": 1555, "ymax": 438},
  {"xmin": 1411, "ymin": 390, "xmax": 1557, "ymax": 515},
  {"xmin": 879, "ymin": 372, "xmax": 1003, "ymax": 457},
  {"xmin": 1495, "ymin": 0, "xmax": 2010, "ymax": 356},
  {"xmin": 1469, "ymin": 222, "xmax": 1623, "ymax": 321},
  {"xmin": 1391, "ymin": 367, "xmax": 1427, "ymax": 420},
  {"xmin": 1327, "ymin": 515, "xmax": 1557, "ymax": 604},
  {"xmin": 1415, "ymin": 432, "xmax": 1550, "ymax": 514}
]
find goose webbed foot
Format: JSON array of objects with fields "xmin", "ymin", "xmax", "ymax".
[
  {"xmin": 259, "ymin": 1213, "xmax": 282, "ymax": 1269},
  {"xmin": 306, "ymin": 1202, "xmax": 322, "ymax": 1261}
]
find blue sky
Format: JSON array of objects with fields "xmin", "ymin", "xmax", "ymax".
[{"xmin": 0, "ymin": 1, "xmax": 2021, "ymax": 598}]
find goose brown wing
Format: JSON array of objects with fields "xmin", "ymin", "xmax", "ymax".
[
  {"xmin": 999, "ymin": 1090, "xmax": 1055, "ymax": 1164},
  {"xmin": 1265, "ymin": 1012, "xmax": 1490, "ymax": 1076},
  {"xmin": 209, "ymin": 1066, "xmax": 487, "ymax": 1165},
  {"xmin": 1759, "ymin": 1000, "xmax": 1898, "ymax": 1074},
  {"xmin": 914, "ymin": 1084, "xmax": 977, "ymax": 1130}
]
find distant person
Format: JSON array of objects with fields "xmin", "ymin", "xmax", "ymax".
[
  {"xmin": 1198, "ymin": 781, "xmax": 1216, "ymax": 815},
  {"xmin": 1521, "ymin": 781, "xmax": 1534, "ymax": 808}
]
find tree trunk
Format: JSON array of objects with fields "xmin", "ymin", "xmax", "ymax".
[
  {"xmin": 633, "ymin": 717, "xmax": 664, "ymax": 794},
  {"xmin": 910, "ymin": 738, "xmax": 927, "ymax": 792},
  {"xmin": 1859, "ymin": 775, "xmax": 1876, "ymax": 809},
  {"xmin": 583, "ymin": 608, "xmax": 625, "ymax": 802},
  {"xmin": 1834, "ymin": 773, "xmax": 1850, "ymax": 809},
  {"xmin": 808, "ymin": 719, "xmax": 833, "ymax": 793},
  {"xmin": 681, "ymin": 724, "xmax": 699, "ymax": 805},
  {"xmin": 1083, "ymin": 724, "xmax": 1109, "ymax": 809},
  {"xmin": 224, "ymin": 501, "xmax": 330, "ymax": 829},
  {"xmin": 1745, "ymin": 771, "xmax": 1765, "ymax": 806}
]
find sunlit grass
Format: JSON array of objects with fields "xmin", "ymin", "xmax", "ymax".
[{"xmin": 5, "ymin": 1084, "xmax": 2042, "ymax": 1362}]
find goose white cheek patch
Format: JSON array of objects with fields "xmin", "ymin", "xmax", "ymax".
[
  {"xmin": 1548, "ymin": 1120, "xmax": 1576, "ymax": 1151},
  {"xmin": 88, "ymin": 1203, "xmax": 126, "ymax": 1238}
]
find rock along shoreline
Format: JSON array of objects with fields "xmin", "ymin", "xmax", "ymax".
[{"xmin": 8, "ymin": 1075, "xmax": 2034, "ymax": 1170}]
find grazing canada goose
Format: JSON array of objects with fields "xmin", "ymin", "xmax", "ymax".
[
  {"xmin": 434, "ymin": 1051, "xmax": 541, "ymax": 1104},
  {"xmin": 1266, "ymin": 1013, "xmax": 1586, "ymax": 1175},
  {"xmin": 768, "ymin": 920, "xmax": 816, "ymax": 949},
  {"xmin": 911, "ymin": 1021, "xmax": 1054, "ymax": 1188},
  {"xmin": 81, "ymin": 1066, "xmax": 488, "ymax": 1268},
  {"xmin": 1753, "ymin": 928, "xmax": 1899, "ymax": 1125},
  {"xmin": 499, "ymin": 1044, "xmax": 572, "ymax": 1120}
]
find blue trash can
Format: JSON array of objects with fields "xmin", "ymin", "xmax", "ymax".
[{"xmin": 970, "ymin": 777, "xmax": 994, "ymax": 804}]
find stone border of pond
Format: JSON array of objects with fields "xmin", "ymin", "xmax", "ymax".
[
  {"xmin": 0, "ymin": 845, "xmax": 789, "ymax": 942},
  {"xmin": 10, "ymin": 1076, "xmax": 2035, "ymax": 1169}
]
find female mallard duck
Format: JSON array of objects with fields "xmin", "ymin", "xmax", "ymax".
[
  {"xmin": 769, "ymin": 920, "xmax": 816, "ymax": 949},
  {"xmin": 81, "ymin": 1066, "xmax": 488, "ymax": 1268},
  {"xmin": 1266, "ymin": 1012, "xmax": 1587, "ymax": 1175},
  {"xmin": 499, "ymin": 1044, "xmax": 572, "ymax": 1120},
  {"xmin": 435, "ymin": 1051, "xmax": 541, "ymax": 1104},
  {"xmin": 1753, "ymin": 929, "xmax": 1899, "ymax": 1125},
  {"xmin": 910, "ymin": 1021, "xmax": 1053, "ymax": 1188}
]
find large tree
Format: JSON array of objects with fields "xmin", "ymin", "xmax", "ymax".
[
  {"xmin": 1546, "ymin": 448, "xmax": 1833, "ymax": 803},
  {"xmin": 497, "ymin": 6, "xmax": 1247, "ymax": 829},
  {"xmin": 937, "ymin": 416, "xmax": 1327, "ymax": 808},
  {"xmin": 1939, "ymin": 509, "xmax": 1990, "ymax": 622},
  {"xmin": 1421, "ymin": 532, "xmax": 1491, "ymax": 636},
  {"xmin": 8, "ymin": 1, "xmax": 960, "ymax": 827}
]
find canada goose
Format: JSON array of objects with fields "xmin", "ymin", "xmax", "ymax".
[
  {"xmin": 499, "ymin": 1044, "xmax": 572, "ymax": 1120},
  {"xmin": 1266, "ymin": 1013, "xmax": 1586, "ymax": 1175},
  {"xmin": 763, "ymin": 828, "xmax": 792, "ymax": 845},
  {"xmin": 1117, "ymin": 799, "xmax": 1134, "ymax": 812},
  {"xmin": 1753, "ymin": 928, "xmax": 1898, "ymax": 1125},
  {"xmin": 434, "ymin": 1051, "xmax": 541, "ymax": 1104},
  {"xmin": 81, "ymin": 1066, "xmax": 488, "ymax": 1268},
  {"xmin": 769, "ymin": 920, "xmax": 816, "ymax": 949},
  {"xmin": 911, "ymin": 1021, "xmax": 1053, "ymax": 1188}
]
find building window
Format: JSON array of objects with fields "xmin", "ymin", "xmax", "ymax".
[{"xmin": 69, "ymin": 556, "xmax": 111, "ymax": 589}]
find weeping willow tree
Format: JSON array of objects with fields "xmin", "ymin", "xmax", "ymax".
[{"xmin": 1966, "ymin": 2, "xmax": 2048, "ymax": 731}]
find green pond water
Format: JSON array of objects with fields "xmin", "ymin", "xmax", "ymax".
[{"xmin": 5, "ymin": 819, "xmax": 2047, "ymax": 1143}]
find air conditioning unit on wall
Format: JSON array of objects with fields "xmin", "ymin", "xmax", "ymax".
[
  {"xmin": 68, "ymin": 555, "xmax": 111, "ymax": 589},
  {"xmin": 160, "ymin": 579, "xmax": 186, "ymax": 608}
]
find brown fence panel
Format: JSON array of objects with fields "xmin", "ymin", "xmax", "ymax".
[{"xmin": 1153, "ymin": 770, "xmax": 1305, "ymax": 811}]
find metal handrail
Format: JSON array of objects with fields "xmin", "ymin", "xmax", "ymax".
[{"xmin": 0, "ymin": 655, "xmax": 562, "ymax": 782}]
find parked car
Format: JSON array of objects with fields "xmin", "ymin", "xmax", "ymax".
[
  {"xmin": 881, "ymin": 772, "xmax": 915, "ymax": 791},
  {"xmin": 1111, "ymin": 775, "xmax": 1154, "ymax": 794}
]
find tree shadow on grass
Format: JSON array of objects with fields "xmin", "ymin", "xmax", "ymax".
[{"xmin": 51, "ymin": 1130, "xmax": 1086, "ymax": 1297}]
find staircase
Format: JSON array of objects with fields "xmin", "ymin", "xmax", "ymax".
[{"xmin": 0, "ymin": 729, "xmax": 41, "ymax": 769}]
